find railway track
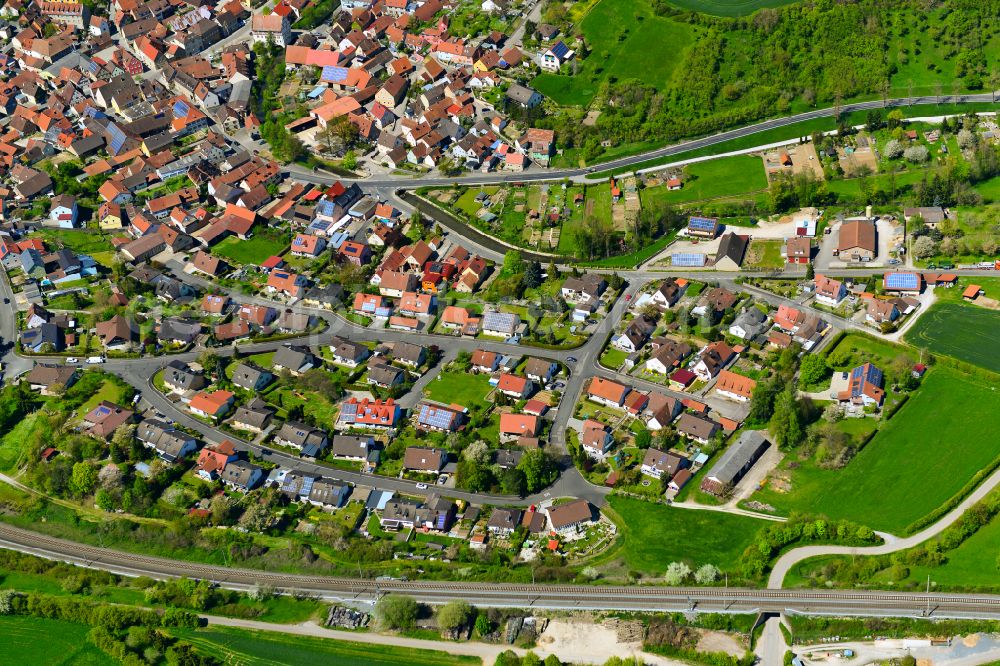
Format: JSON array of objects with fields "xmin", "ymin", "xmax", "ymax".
[{"xmin": 3, "ymin": 523, "xmax": 1000, "ymax": 619}]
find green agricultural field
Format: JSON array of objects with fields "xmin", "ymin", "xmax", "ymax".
[
  {"xmin": 213, "ymin": 231, "xmax": 290, "ymax": 266},
  {"xmin": 641, "ymin": 155, "xmax": 767, "ymax": 206},
  {"xmin": 751, "ymin": 367, "xmax": 1000, "ymax": 534},
  {"xmin": 424, "ymin": 370, "xmax": 494, "ymax": 411},
  {"xmin": 168, "ymin": 626, "xmax": 479, "ymax": 666},
  {"xmin": 605, "ymin": 496, "xmax": 762, "ymax": 574},
  {"xmin": 667, "ymin": 0, "xmax": 798, "ymax": 16},
  {"xmin": 0, "ymin": 616, "xmax": 110, "ymax": 665},
  {"xmin": 905, "ymin": 302, "xmax": 1000, "ymax": 374},
  {"xmin": 532, "ymin": 0, "xmax": 695, "ymax": 106}
]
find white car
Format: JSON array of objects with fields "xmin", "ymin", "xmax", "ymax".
[
  {"xmin": 415, "ymin": 483, "xmax": 428, "ymax": 490},
  {"xmin": 65, "ymin": 357, "xmax": 80, "ymax": 364}
]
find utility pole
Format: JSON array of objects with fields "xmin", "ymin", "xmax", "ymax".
[{"xmin": 926, "ymin": 575, "xmax": 931, "ymax": 617}]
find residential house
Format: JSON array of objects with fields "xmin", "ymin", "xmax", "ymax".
[
  {"xmin": 714, "ymin": 370, "xmax": 757, "ymax": 402},
  {"xmin": 25, "ymin": 364, "xmax": 78, "ymax": 395},
  {"xmin": 330, "ymin": 337, "xmax": 370, "ymax": 367},
  {"xmin": 330, "ymin": 435, "xmax": 376, "ymax": 462},
  {"xmin": 163, "ymin": 360, "xmax": 207, "ymax": 393},
  {"xmin": 187, "ymin": 390, "xmax": 235, "ymax": 420},
  {"xmin": 487, "ymin": 508, "xmax": 523, "ymax": 536},
  {"xmin": 728, "ymin": 307, "xmax": 768, "ymax": 340},
  {"xmin": 524, "ymin": 357, "xmax": 557, "ymax": 385},
  {"xmin": 274, "ymin": 421, "xmax": 329, "ymax": 457},
  {"xmin": 499, "ymin": 413, "xmax": 540, "ymax": 441},
  {"xmin": 676, "ymin": 413, "xmax": 720, "ymax": 445},
  {"xmin": 866, "ymin": 299, "xmax": 900, "ymax": 325},
  {"xmin": 645, "ymin": 339, "xmax": 691, "ymax": 375},
  {"xmin": 196, "ymin": 440, "xmax": 239, "ymax": 481},
  {"xmin": 137, "ymin": 419, "xmax": 198, "ymax": 463},
  {"xmin": 580, "ymin": 419, "xmax": 613, "ymax": 459},
  {"xmin": 272, "ymin": 345, "xmax": 316, "ymax": 375},
  {"xmin": 838, "ymin": 362, "xmax": 885, "ymax": 407},
  {"xmin": 81, "ymin": 401, "xmax": 134, "ymax": 440},
  {"xmin": 481, "ymin": 310, "xmax": 520, "ymax": 338},
  {"xmin": 220, "ymin": 459, "xmax": 263, "ymax": 491},
  {"xmin": 402, "ymin": 446, "xmax": 446, "ymax": 472},
  {"xmin": 587, "ymin": 377, "xmax": 630, "ymax": 408},
  {"xmin": 547, "ymin": 498, "xmax": 594, "ymax": 534},
  {"xmin": 230, "ymin": 398, "xmax": 274, "ymax": 433},
  {"xmin": 337, "ymin": 398, "xmax": 401, "ymax": 431},
  {"xmin": 471, "ymin": 349, "xmax": 500, "ymax": 373},
  {"xmin": 497, "ymin": 373, "xmax": 534, "ymax": 399},
  {"xmin": 640, "ymin": 448, "xmax": 689, "ymax": 479},
  {"xmin": 693, "ymin": 341, "xmax": 736, "ymax": 381},
  {"xmin": 814, "ymin": 275, "xmax": 847, "ymax": 306},
  {"xmin": 231, "ymin": 363, "xmax": 273, "ymax": 391},
  {"xmin": 95, "ymin": 314, "xmax": 136, "ymax": 350},
  {"xmin": 651, "ymin": 278, "xmax": 684, "ymax": 308},
  {"xmin": 416, "ymin": 402, "xmax": 464, "ymax": 432}
]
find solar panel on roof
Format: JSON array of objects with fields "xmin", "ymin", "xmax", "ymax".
[
  {"xmin": 550, "ymin": 41, "xmax": 570, "ymax": 58},
  {"xmin": 419, "ymin": 404, "xmax": 456, "ymax": 429},
  {"xmin": 172, "ymin": 100, "xmax": 190, "ymax": 118},
  {"xmin": 107, "ymin": 123, "xmax": 127, "ymax": 155},
  {"xmin": 671, "ymin": 253, "xmax": 706, "ymax": 267},
  {"xmin": 688, "ymin": 216, "xmax": 718, "ymax": 231},
  {"xmin": 885, "ymin": 273, "xmax": 919, "ymax": 290},
  {"xmin": 321, "ymin": 66, "xmax": 348, "ymax": 82}
]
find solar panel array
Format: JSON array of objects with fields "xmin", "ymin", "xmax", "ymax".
[
  {"xmin": 885, "ymin": 272, "xmax": 920, "ymax": 290},
  {"xmin": 549, "ymin": 41, "xmax": 570, "ymax": 58},
  {"xmin": 671, "ymin": 252, "xmax": 706, "ymax": 267},
  {"xmin": 321, "ymin": 66, "xmax": 348, "ymax": 82},
  {"xmin": 172, "ymin": 100, "xmax": 190, "ymax": 118},
  {"xmin": 864, "ymin": 364, "xmax": 884, "ymax": 387},
  {"xmin": 107, "ymin": 123, "xmax": 127, "ymax": 155},
  {"xmin": 418, "ymin": 403, "xmax": 458, "ymax": 430},
  {"xmin": 483, "ymin": 311, "xmax": 515, "ymax": 331},
  {"xmin": 688, "ymin": 216, "xmax": 718, "ymax": 231}
]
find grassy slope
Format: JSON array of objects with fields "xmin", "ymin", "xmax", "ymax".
[
  {"xmin": 643, "ymin": 155, "xmax": 768, "ymax": 205},
  {"xmin": 169, "ymin": 626, "xmax": 479, "ymax": 666},
  {"xmin": 752, "ymin": 367, "xmax": 1000, "ymax": 533},
  {"xmin": 606, "ymin": 496, "xmax": 762, "ymax": 573},
  {"xmin": 533, "ymin": 0, "xmax": 694, "ymax": 106},
  {"xmin": 666, "ymin": 0, "xmax": 799, "ymax": 17}
]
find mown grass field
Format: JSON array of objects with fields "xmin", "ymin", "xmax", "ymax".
[
  {"xmin": 641, "ymin": 155, "xmax": 767, "ymax": 205},
  {"xmin": 751, "ymin": 367, "xmax": 1000, "ymax": 534},
  {"xmin": 168, "ymin": 626, "xmax": 479, "ymax": 666},
  {"xmin": 424, "ymin": 369, "xmax": 494, "ymax": 411},
  {"xmin": 0, "ymin": 616, "xmax": 110, "ymax": 665},
  {"xmin": 666, "ymin": 0, "xmax": 798, "ymax": 16},
  {"xmin": 605, "ymin": 496, "xmax": 762, "ymax": 574},
  {"xmin": 532, "ymin": 0, "xmax": 695, "ymax": 106},
  {"xmin": 905, "ymin": 302, "xmax": 1000, "ymax": 374},
  {"xmin": 213, "ymin": 231, "xmax": 290, "ymax": 266}
]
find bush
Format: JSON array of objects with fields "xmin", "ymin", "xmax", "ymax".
[
  {"xmin": 375, "ymin": 594, "xmax": 419, "ymax": 630},
  {"xmin": 436, "ymin": 600, "xmax": 474, "ymax": 634}
]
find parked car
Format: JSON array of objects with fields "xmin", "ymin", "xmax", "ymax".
[
  {"xmin": 86, "ymin": 356, "xmax": 105, "ymax": 364},
  {"xmin": 415, "ymin": 483, "xmax": 428, "ymax": 490},
  {"xmin": 65, "ymin": 357, "xmax": 79, "ymax": 364}
]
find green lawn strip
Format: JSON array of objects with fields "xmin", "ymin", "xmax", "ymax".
[
  {"xmin": 752, "ymin": 366, "xmax": 1000, "ymax": 534},
  {"xmin": 167, "ymin": 626, "xmax": 479, "ymax": 666},
  {"xmin": 34, "ymin": 229, "xmax": 115, "ymax": 256},
  {"xmin": 0, "ymin": 615, "xmax": 108, "ymax": 666},
  {"xmin": 0, "ymin": 413, "xmax": 52, "ymax": 473},
  {"xmin": 603, "ymin": 496, "xmax": 762, "ymax": 576}
]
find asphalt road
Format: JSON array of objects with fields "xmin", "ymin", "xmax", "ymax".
[
  {"xmin": 2, "ymin": 522, "xmax": 1000, "ymax": 619},
  {"xmin": 283, "ymin": 95, "xmax": 999, "ymax": 189}
]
